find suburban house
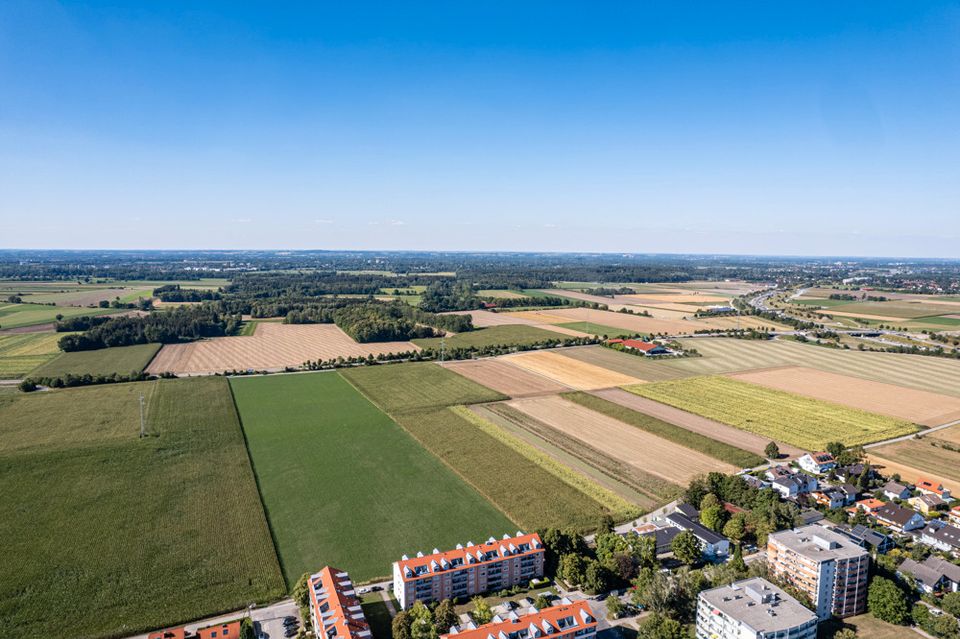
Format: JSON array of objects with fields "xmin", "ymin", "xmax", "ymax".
[
  {"xmin": 798, "ymin": 452, "xmax": 837, "ymax": 475},
  {"xmin": 771, "ymin": 474, "xmax": 817, "ymax": 499},
  {"xmin": 695, "ymin": 578, "xmax": 818, "ymax": 639},
  {"xmin": 392, "ymin": 532, "xmax": 545, "ymax": 609},
  {"xmin": 740, "ymin": 474, "xmax": 768, "ymax": 490},
  {"xmin": 835, "ymin": 464, "xmax": 872, "ymax": 484},
  {"xmin": 950, "ymin": 506, "xmax": 960, "ymax": 527},
  {"xmin": 853, "ymin": 498, "xmax": 885, "ymax": 515},
  {"xmin": 665, "ymin": 511, "xmax": 730, "ymax": 560},
  {"xmin": 637, "ymin": 525, "xmax": 681, "ymax": 556},
  {"xmin": 308, "ymin": 566, "xmax": 371, "ymax": 639},
  {"xmin": 606, "ymin": 338, "xmax": 668, "ymax": 355},
  {"xmin": 882, "ymin": 481, "xmax": 911, "ymax": 501},
  {"xmin": 897, "ymin": 556, "xmax": 960, "ymax": 594},
  {"xmin": 832, "ymin": 523, "xmax": 895, "ymax": 554},
  {"xmin": 767, "ymin": 525, "xmax": 870, "ymax": 620},
  {"xmin": 810, "ymin": 490, "xmax": 845, "ymax": 510},
  {"xmin": 916, "ymin": 478, "xmax": 952, "ymax": 500},
  {"xmin": 765, "ymin": 465, "xmax": 793, "ymax": 481},
  {"xmin": 799, "ymin": 509, "xmax": 826, "ymax": 526},
  {"xmin": 836, "ymin": 484, "xmax": 859, "ymax": 506},
  {"xmin": 909, "ymin": 493, "xmax": 945, "ymax": 515},
  {"xmin": 441, "ymin": 600, "xmax": 596, "ymax": 639},
  {"xmin": 919, "ymin": 523, "xmax": 960, "ymax": 555},
  {"xmin": 873, "ymin": 504, "xmax": 926, "ymax": 533}
]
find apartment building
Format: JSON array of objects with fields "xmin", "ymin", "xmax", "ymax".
[
  {"xmin": 308, "ymin": 566, "xmax": 372, "ymax": 639},
  {"xmin": 696, "ymin": 578, "xmax": 818, "ymax": 639},
  {"xmin": 767, "ymin": 525, "xmax": 869, "ymax": 620},
  {"xmin": 442, "ymin": 600, "xmax": 595, "ymax": 639},
  {"xmin": 393, "ymin": 532, "xmax": 545, "ymax": 609}
]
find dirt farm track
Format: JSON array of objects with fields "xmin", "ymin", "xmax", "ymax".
[{"xmin": 146, "ymin": 323, "xmax": 417, "ymax": 375}]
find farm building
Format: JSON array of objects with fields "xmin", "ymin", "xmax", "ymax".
[
  {"xmin": 392, "ymin": 532, "xmax": 544, "ymax": 609},
  {"xmin": 308, "ymin": 566, "xmax": 371, "ymax": 639},
  {"xmin": 605, "ymin": 338, "xmax": 669, "ymax": 355}
]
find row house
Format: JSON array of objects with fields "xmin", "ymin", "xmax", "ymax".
[
  {"xmin": 442, "ymin": 600, "xmax": 596, "ymax": 639},
  {"xmin": 308, "ymin": 567, "xmax": 372, "ymax": 639},
  {"xmin": 897, "ymin": 556, "xmax": 960, "ymax": 594},
  {"xmin": 919, "ymin": 523, "xmax": 960, "ymax": 555}
]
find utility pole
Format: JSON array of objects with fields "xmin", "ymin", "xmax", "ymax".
[{"xmin": 138, "ymin": 393, "xmax": 146, "ymax": 438}]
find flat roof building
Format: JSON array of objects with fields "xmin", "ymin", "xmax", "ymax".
[
  {"xmin": 442, "ymin": 600, "xmax": 595, "ymax": 639},
  {"xmin": 308, "ymin": 566, "xmax": 372, "ymax": 639},
  {"xmin": 393, "ymin": 532, "xmax": 545, "ymax": 609},
  {"xmin": 767, "ymin": 525, "xmax": 869, "ymax": 620},
  {"xmin": 696, "ymin": 578, "xmax": 818, "ymax": 639}
]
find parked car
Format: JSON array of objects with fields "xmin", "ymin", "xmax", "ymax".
[
  {"xmin": 369, "ymin": 585, "xmax": 383, "ymax": 592},
  {"xmin": 283, "ymin": 617, "xmax": 299, "ymax": 627}
]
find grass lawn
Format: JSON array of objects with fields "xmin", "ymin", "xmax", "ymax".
[
  {"xmin": 0, "ymin": 378, "xmax": 284, "ymax": 639},
  {"xmin": 412, "ymin": 325, "xmax": 565, "ymax": 350},
  {"xmin": 29, "ymin": 343, "xmax": 161, "ymax": 378},
  {"xmin": 556, "ymin": 321, "xmax": 638, "ymax": 337},
  {"xmin": 626, "ymin": 376, "xmax": 918, "ymax": 450},
  {"xmin": 0, "ymin": 303, "xmax": 116, "ymax": 329},
  {"xmin": 341, "ymin": 361, "xmax": 506, "ymax": 414},
  {"xmin": 819, "ymin": 614, "xmax": 915, "ymax": 638},
  {"xmin": 0, "ymin": 332, "xmax": 64, "ymax": 379},
  {"xmin": 229, "ymin": 372, "xmax": 514, "ymax": 585},
  {"xmin": 360, "ymin": 593, "xmax": 397, "ymax": 639},
  {"xmin": 563, "ymin": 392, "xmax": 764, "ymax": 467}
]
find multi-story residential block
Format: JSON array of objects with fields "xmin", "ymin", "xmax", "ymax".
[
  {"xmin": 696, "ymin": 578, "xmax": 818, "ymax": 639},
  {"xmin": 767, "ymin": 525, "xmax": 869, "ymax": 620},
  {"xmin": 308, "ymin": 566, "xmax": 372, "ymax": 639},
  {"xmin": 442, "ymin": 600, "xmax": 595, "ymax": 639},
  {"xmin": 393, "ymin": 532, "xmax": 544, "ymax": 609}
]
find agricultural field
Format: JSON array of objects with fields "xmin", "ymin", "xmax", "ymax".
[
  {"xmin": 727, "ymin": 366, "xmax": 960, "ymax": 426},
  {"xmin": 442, "ymin": 309, "xmax": 543, "ymax": 327},
  {"xmin": 503, "ymin": 350, "xmax": 642, "ymax": 389},
  {"xmin": 441, "ymin": 359, "xmax": 571, "ymax": 397},
  {"xmin": 559, "ymin": 345, "xmax": 692, "ymax": 381},
  {"xmin": 556, "ymin": 321, "xmax": 639, "ymax": 337},
  {"xmin": 563, "ymin": 392, "xmax": 765, "ymax": 467},
  {"xmin": 29, "ymin": 343, "xmax": 161, "ymax": 379},
  {"xmin": 505, "ymin": 395, "xmax": 739, "ymax": 483},
  {"xmin": 230, "ymin": 372, "xmax": 512, "ymax": 584},
  {"xmin": 147, "ymin": 322, "xmax": 418, "ymax": 374},
  {"xmin": 868, "ymin": 438, "xmax": 960, "ymax": 494},
  {"xmin": 0, "ymin": 331, "xmax": 64, "ymax": 378},
  {"xmin": 626, "ymin": 376, "xmax": 919, "ymax": 450},
  {"xmin": 411, "ymin": 324, "xmax": 564, "ymax": 349},
  {"xmin": 477, "ymin": 289, "xmax": 528, "ymax": 298},
  {"xmin": 589, "ymin": 388, "xmax": 805, "ymax": 458},
  {"xmin": 342, "ymin": 362, "xmax": 622, "ymax": 530},
  {"xmin": 0, "ymin": 302, "xmax": 116, "ymax": 330},
  {"xmin": 0, "ymin": 377, "xmax": 284, "ymax": 639}
]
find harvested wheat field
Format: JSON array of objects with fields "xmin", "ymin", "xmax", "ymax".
[
  {"xmin": 441, "ymin": 310, "xmax": 542, "ymax": 327},
  {"xmin": 620, "ymin": 293, "xmax": 731, "ymax": 305},
  {"xmin": 506, "ymin": 308, "xmax": 698, "ymax": 334},
  {"xmin": 503, "ymin": 350, "xmax": 642, "ymax": 389},
  {"xmin": 536, "ymin": 324, "xmax": 593, "ymax": 338},
  {"xmin": 868, "ymin": 445, "xmax": 960, "ymax": 496},
  {"xmin": 590, "ymin": 387, "xmax": 804, "ymax": 458},
  {"xmin": 507, "ymin": 396, "xmax": 737, "ymax": 483},
  {"xmin": 441, "ymin": 359, "xmax": 571, "ymax": 397},
  {"xmin": 931, "ymin": 424, "xmax": 960, "ymax": 445},
  {"xmin": 728, "ymin": 366, "xmax": 960, "ymax": 427},
  {"xmin": 147, "ymin": 323, "xmax": 418, "ymax": 374}
]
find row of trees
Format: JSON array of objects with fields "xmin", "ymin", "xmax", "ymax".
[
  {"xmin": 56, "ymin": 306, "xmax": 240, "ymax": 351},
  {"xmin": 152, "ymin": 284, "xmax": 221, "ymax": 302}
]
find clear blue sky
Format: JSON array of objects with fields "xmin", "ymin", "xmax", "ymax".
[{"xmin": 1, "ymin": 2, "xmax": 958, "ymax": 256}]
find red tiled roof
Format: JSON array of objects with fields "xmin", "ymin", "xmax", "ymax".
[
  {"xmin": 148, "ymin": 629, "xmax": 186, "ymax": 639},
  {"xmin": 916, "ymin": 478, "xmax": 949, "ymax": 496},
  {"xmin": 310, "ymin": 567, "xmax": 371, "ymax": 639},
  {"xmin": 621, "ymin": 339, "xmax": 660, "ymax": 352},
  {"xmin": 396, "ymin": 533, "xmax": 543, "ymax": 582},
  {"xmin": 196, "ymin": 622, "xmax": 241, "ymax": 639},
  {"xmin": 441, "ymin": 601, "xmax": 595, "ymax": 639}
]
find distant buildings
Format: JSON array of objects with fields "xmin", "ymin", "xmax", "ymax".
[
  {"xmin": 308, "ymin": 566, "xmax": 371, "ymax": 639},
  {"xmin": 441, "ymin": 600, "xmax": 596, "ymax": 639},
  {"xmin": 393, "ymin": 532, "xmax": 545, "ymax": 609},
  {"xmin": 767, "ymin": 525, "xmax": 869, "ymax": 619},
  {"xmin": 695, "ymin": 577, "xmax": 818, "ymax": 639}
]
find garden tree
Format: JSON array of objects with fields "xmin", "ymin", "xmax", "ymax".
[
  {"xmin": 634, "ymin": 533, "xmax": 658, "ymax": 569},
  {"xmin": 867, "ymin": 577, "xmax": 910, "ymax": 625},
  {"xmin": 583, "ymin": 560, "xmax": 610, "ymax": 595},
  {"xmin": 595, "ymin": 531, "xmax": 638, "ymax": 581},
  {"xmin": 722, "ymin": 513, "xmax": 748, "ymax": 543},
  {"xmin": 540, "ymin": 528, "xmax": 588, "ymax": 575},
  {"xmin": 392, "ymin": 611, "xmax": 413, "ymax": 639},
  {"xmin": 534, "ymin": 593, "xmax": 551, "ymax": 610},
  {"xmin": 671, "ymin": 530, "xmax": 702, "ymax": 566},
  {"xmin": 409, "ymin": 602, "xmax": 436, "ymax": 639},
  {"xmin": 558, "ymin": 553, "xmax": 589, "ymax": 586},
  {"xmin": 471, "ymin": 596, "xmax": 493, "ymax": 626},
  {"xmin": 833, "ymin": 629, "xmax": 857, "ymax": 639},
  {"xmin": 730, "ymin": 543, "xmax": 747, "ymax": 573},
  {"xmin": 596, "ymin": 514, "xmax": 615, "ymax": 534},
  {"xmin": 857, "ymin": 465, "xmax": 872, "ymax": 490},
  {"xmin": 764, "ymin": 441, "xmax": 780, "ymax": 459},
  {"xmin": 433, "ymin": 600, "xmax": 458, "ymax": 636},
  {"xmin": 838, "ymin": 445, "xmax": 865, "ymax": 467},
  {"xmin": 699, "ymin": 494, "xmax": 727, "ymax": 533},
  {"xmin": 631, "ymin": 568, "xmax": 672, "ymax": 615},
  {"xmin": 292, "ymin": 573, "xmax": 311, "ymax": 608},
  {"xmin": 606, "ymin": 596, "xmax": 625, "ymax": 619},
  {"xmin": 942, "ymin": 591, "xmax": 960, "ymax": 618},
  {"xmin": 636, "ymin": 613, "xmax": 685, "ymax": 639},
  {"xmin": 826, "ymin": 441, "xmax": 845, "ymax": 458},
  {"xmin": 240, "ymin": 618, "xmax": 256, "ymax": 639}
]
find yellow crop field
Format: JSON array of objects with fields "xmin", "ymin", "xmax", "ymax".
[{"xmin": 626, "ymin": 376, "xmax": 919, "ymax": 450}]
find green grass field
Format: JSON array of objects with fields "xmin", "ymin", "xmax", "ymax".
[
  {"xmin": 28, "ymin": 343, "xmax": 161, "ymax": 378},
  {"xmin": 556, "ymin": 321, "xmax": 637, "ymax": 337},
  {"xmin": 341, "ymin": 361, "xmax": 506, "ymax": 413},
  {"xmin": 0, "ymin": 378, "xmax": 284, "ymax": 639},
  {"xmin": 563, "ymin": 392, "xmax": 765, "ymax": 467},
  {"xmin": 0, "ymin": 332, "xmax": 64, "ymax": 379},
  {"xmin": 411, "ymin": 325, "xmax": 565, "ymax": 350},
  {"xmin": 789, "ymin": 297, "xmax": 850, "ymax": 307},
  {"xmin": 0, "ymin": 303, "xmax": 116, "ymax": 329},
  {"xmin": 230, "ymin": 372, "xmax": 514, "ymax": 584},
  {"xmin": 625, "ymin": 376, "xmax": 918, "ymax": 450}
]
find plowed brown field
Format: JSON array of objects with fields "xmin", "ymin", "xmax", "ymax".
[
  {"xmin": 506, "ymin": 395, "xmax": 737, "ymax": 484},
  {"xmin": 728, "ymin": 366, "xmax": 960, "ymax": 427},
  {"xmin": 146, "ymin": 323, "xmax": 417, "ymax": 374},
  {"xmin": 441, "ymin": 359, "xmax": 571, "ymax": 397},
  {"xmin": 503, "ymin": 350, "xmax": 643, "ymax": 389}
]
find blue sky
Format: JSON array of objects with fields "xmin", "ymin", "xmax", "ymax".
[{"xmin": 1, "ymin": 2, "xmax": 958, "ymax": 256}]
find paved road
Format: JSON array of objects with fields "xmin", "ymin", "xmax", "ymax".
[{"xmin": 864, "ymin": 418, "xmax": 960, "ymax": 449}]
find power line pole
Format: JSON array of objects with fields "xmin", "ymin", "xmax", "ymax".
[{"xmin": 138, "ymin": 393, "xmax": 146, "ymax": 438}]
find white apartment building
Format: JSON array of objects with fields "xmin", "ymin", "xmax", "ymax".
[{"xmin": 696, "ymin": 578, "xmax": 818, "ymax": 639}]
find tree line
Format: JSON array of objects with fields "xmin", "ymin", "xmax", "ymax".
[{"xmin": 56, "ymin": 306, "xmax": 240, "ymax": 351}]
